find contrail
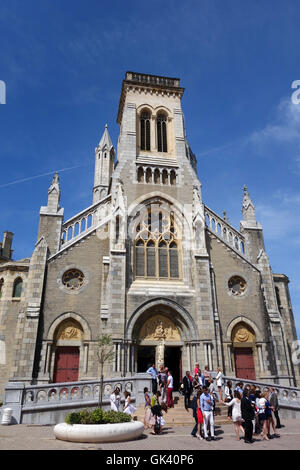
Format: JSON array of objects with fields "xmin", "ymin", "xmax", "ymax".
[
  {"xmin": 0, "ymin": 164, "xmax": 87, "ymax": 189},
  {"xmin": 196, "ymin": 136, "xmax": 249, "ymax": 158}
]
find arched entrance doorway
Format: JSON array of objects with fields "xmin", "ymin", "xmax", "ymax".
[
  {"xmin": 53, "ymin": 319, "xmax": 83, "ymax": 383},
  {"xmin": 232, "ymin": 322, "xmax": 256, "ymax": 380},
  {"xmin": 137, "ymin": 314, "xmax": 182, "ymax": 389},
  {"xmin": 126, "ymin": 298, "xmax": 200, "ymax": 390}
]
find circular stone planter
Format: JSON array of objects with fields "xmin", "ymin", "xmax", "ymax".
[{"xmin": 53, "ymin": 421, "xmax": 144, "ymax": 443}]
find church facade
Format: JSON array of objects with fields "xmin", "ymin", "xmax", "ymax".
[{"xmin": 0, "ymin": 71, "xmax": 299, "ymax": 399}]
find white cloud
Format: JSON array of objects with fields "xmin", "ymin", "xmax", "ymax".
[
  {"xmin": 249, "ymin": 97, "xmax": 300, "ymax": 151},
  {"xmin": 273, "ymin": 189, "xmax": 300, "ymax": 206},
  {"xmin": 256, "ymin": 203, "xmax": 300, "ymax": 242}
]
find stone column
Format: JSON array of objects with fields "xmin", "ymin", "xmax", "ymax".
[
  {"xmin": 83, "ymin": 344, "xmax": 89, "ymax": 374},
  {"xmin": 186, "ymin": 343, "xmax": 191, "ymax": 371},
  {"xmin": 156, "ymin": 339, "xmax": 165, "ymax": 369},
  {"xmin": 227, "ymin": 344, "xmax": 233, "ymax": 373},
  {"xmin": 208, "ymin": 343, "xmax": 213, "ymax": 370},
  {"xmin": 257, "ymin": 344, "xmax": 265, "ymax": 373}
]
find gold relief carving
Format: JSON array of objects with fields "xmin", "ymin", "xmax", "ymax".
[
  {"xmin": 57, "ymin": 320, "xmax": 83, "ymax": 341},
  {"xmin": 232, "ymin": 324, "xmax": 255, "ymax": 343},
  {"xmin": 140, "ymin": 315, "xmax": 180, "ymax": 341}
]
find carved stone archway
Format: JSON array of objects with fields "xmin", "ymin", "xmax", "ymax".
[
  {"xmin": 126, "ymin": 299, "xmax": 199, "ymax": 387},
  {"xmin": 126, "ymin": 297, "xmax": 199, "ymax": 342},
  {"xmin": 42, "ymin": 312, "xmax": 92, "ymax": 383}
]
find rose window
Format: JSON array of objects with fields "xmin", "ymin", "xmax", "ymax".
[
  {"xmin": 62, "ymin": 269, "xmax": 85, "ymax": 290},
  {"xmin": 228, "ymin": 276, "xmax": 247, "ymax": 296}
]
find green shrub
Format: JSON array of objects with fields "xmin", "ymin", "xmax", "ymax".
[
  {"xmin": 65, "ymin": 411, "xmax": 82, "ymax": 425},
  {"xmin": 90, "ymin": 408, "xmax": 104, "ymax": 424},
  {"xmin": 79, "ymin": 409, "xmax": 92, "ymax": 424},
  {"xmin": 64, "ymin": 408, "xmax": 132, "ymax": 425},
  {"xmin": 102, "ymin": 410, "xmax": 131, "ymax": 424}
]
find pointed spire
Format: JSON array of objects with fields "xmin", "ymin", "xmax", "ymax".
[
  {"xmin": 242, "ymin": 185, "xmax": 257, "ymax": 225},
  {"xmin": 98, "ymin": 123, "xmax": 113, "ymax": 150},
  {"xmin": 47, "ymin": 172, "xmax": 61, "ymax": 211},
  {"xmin": 48, "ymin": 172, "xmax": 60, "ymax": 193},
  {"xmin": 93, "ymin": 124, "xmax": 115, "ymax": 204}
]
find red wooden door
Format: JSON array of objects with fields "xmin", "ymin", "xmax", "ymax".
[
  {"xmin": 234, "ymin": 347, "xmax": 256, "ymax": 380},
  {"xmin": 53, "ymin": 346, "xmax": 80, "ymax": 383}
]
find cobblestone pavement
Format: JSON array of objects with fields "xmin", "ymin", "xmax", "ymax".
[{"xmin": 0, "ymin": 419, "xmax": 299, "ymax": 451}]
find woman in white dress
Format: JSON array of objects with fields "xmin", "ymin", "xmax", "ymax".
[
  {"xmin": 123, "ymin": 391, "xmax": 137, "ymax": 417},
  {"xmin": 224, "ymin": 380, "xmax": 233, "ymax": 419},
  {"xmin": 222, "ymin": 390, "xmax": 245, "ymax": 441},
  {"xmin": 110, "ymin": 386, "xmax": 121, "ymax": 411},
  {"xmin": 215, "ymin": 367, "xmax": 224, "ymax": 402},
  {"xmin": 256, "ymin": 390, "xmax": 270, "ymax": 440}
]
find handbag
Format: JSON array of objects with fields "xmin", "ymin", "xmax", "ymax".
[
  {"xmin": 154, "ymin": 417, "xmax": 161, "ymax": 434},
  {"xmin": 151, "ymin": 404, "xmax": 162, "ymax": 417}
]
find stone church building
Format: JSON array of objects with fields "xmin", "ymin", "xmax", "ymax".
[{"xmin": 0, "ymin": 71, "xmax": 299, "ymax": 400}]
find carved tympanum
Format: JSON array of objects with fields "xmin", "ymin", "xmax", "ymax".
[
  {"xmin": 56, "ymin": 320, "xmax": 83, "ymax": 341},
  {"xmin": 139, "ymin": 315, "xmax": 180, "ymax": 341},
  {"xmin": 232, "ymin": 323, "xmax": 255, "ymax": 343}
]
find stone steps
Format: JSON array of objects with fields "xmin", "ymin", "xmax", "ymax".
[{"xmin": 135, "ymin": 395, "xmax": 231, "ymax": 426}]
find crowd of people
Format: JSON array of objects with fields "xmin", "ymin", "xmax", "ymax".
[
  {"xmin": 222, "ymin": 380, "xmax": 281, "ymax": 443},
  {"xmin": 109, "ymin": 362, "xmax": 283, "ymax": 443},
  {"xmin": 145, "ymin": 362, "xmax": 283, "ymax": 443}
]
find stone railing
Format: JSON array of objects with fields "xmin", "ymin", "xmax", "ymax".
[
  {"xmin": 204, "ymin": 206, "xmax": 246, "ymax": 256},
  {"xmin": 125, "ymin": 71, "xmax": 180, "ymax": 88},
  {"xmin": 60, "ymin": 197, "xmax": 110, "ymax": 247},
  {"xmin": 2, "ymin": 374, "xmax": 151, "ymax": 425},
  {"xmin": 220, "ymin": 376, "xmax": 300, "ymax": 418}
]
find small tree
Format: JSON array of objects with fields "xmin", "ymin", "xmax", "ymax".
[{"xmin": 97, "ymin": 334, "xmax": 115, "ymax": 407}]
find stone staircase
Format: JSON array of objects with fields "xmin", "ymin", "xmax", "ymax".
[{"xmin": 135, "ymin": 393, "xmax": 230, "ymax": 427}]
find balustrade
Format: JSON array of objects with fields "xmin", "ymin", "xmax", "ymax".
[
  {"xmin": 126, "ymin": 72, "xmax": 180, "ymax": 88},
  {"xmin": 22, "ymin": 377, "xmax": 137, "ymax": 409},
  {"xmin": 61, "ymin": 199, "xmax": 109, "ymax": 247},
  {"xmin": 204, "ymin": 206, "xmax": 245, "ymax": 256},
  {"xmin": 220, "ymin": 375, "xmax": 300, "ymax": 408}
]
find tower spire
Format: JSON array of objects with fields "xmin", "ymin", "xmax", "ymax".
[
  {"xmin": 93, "ymin": 124, "xmax": 115, "ymax": 203},
  {"xmin": 47, "ymin": 171, "xmax": 61, "ymax": 212},
  {"xmin": 242, "ymin": 185, "xmax": 257, "ymax": 226},
  {"xmin": 38, "ymin": 172, "xmax": 64, "ymax": 255}
]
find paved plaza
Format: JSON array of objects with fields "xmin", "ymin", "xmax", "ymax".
[{"xmin": 0, "ymin": 419, "xmax": 299, "ymax": 451}]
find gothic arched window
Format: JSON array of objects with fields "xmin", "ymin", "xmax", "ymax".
[
  {"xmin": 140, "ymin": 111, "xmax": 151, "ymax": 151},
  {"xmin": 0, "ymin": 278, "xmax": 4, "ymax": 298},
  {"xmin": 12, "ymin": 277, "xmax": 23, "ymax": 298},
  {"xmin": 134, "ymin": 203, "xmax": 180, "ymax": 279},
  {"xmin": 157, "ymin": 114, "xmax": 167, "ymax": 152}
]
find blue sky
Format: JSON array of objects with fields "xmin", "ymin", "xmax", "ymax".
[{"xmin": 0, "ymin": 0, "xmax": 300, "ymax": 336}]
